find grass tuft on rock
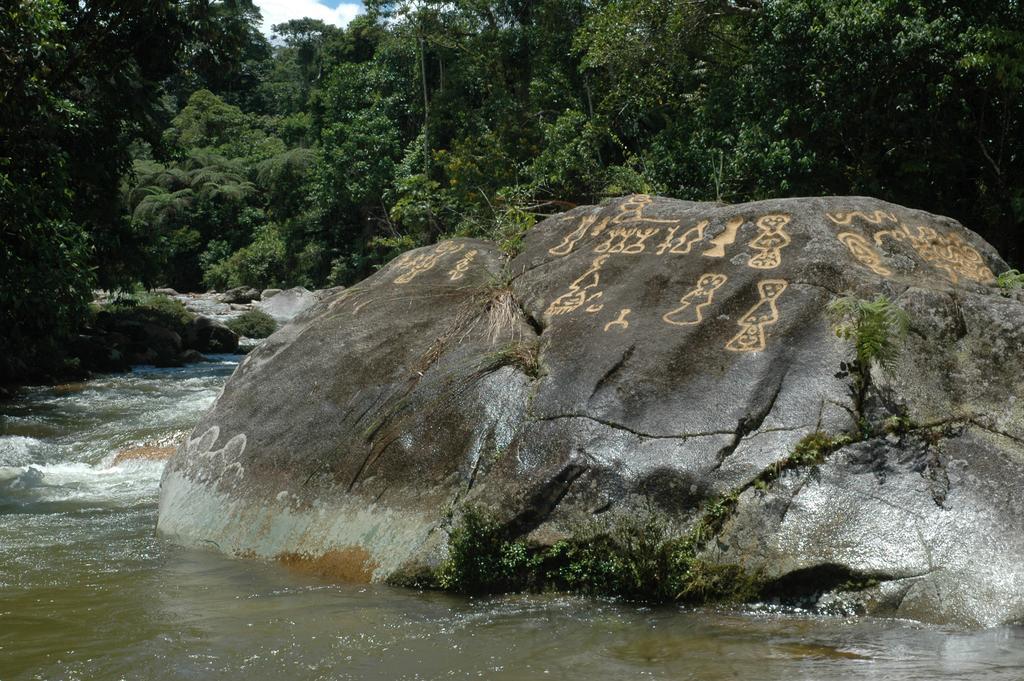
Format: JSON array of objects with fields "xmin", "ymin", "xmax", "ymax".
[
  {"xmin": 482, "ymin": 340, "xmax": 541, "ymax": 378},
  {"xmin": 226, "ymin": 309, "xmax": 277, "ymax": 338}
]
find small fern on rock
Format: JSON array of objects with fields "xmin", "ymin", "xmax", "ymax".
[
  {"xmin": 827, "ymin": 294, "xmax": 908, "ymax": 416},
  {"xmin": 828, "ymin": 294, "xmax": 909, "ymax": 372},
  {"xmin": 996, "ymin": 269, "xmax": 1024, "ymax": 292}
]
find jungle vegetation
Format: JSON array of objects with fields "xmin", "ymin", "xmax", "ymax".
[{"xmin": 2, "ymin": 0, "xmax": 1023, "ymax": 381}]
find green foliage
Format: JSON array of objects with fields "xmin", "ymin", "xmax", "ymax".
[
  {"xmin": 828, "ymin": 295, "xmax": 909, "ymax": 373},
  {"xmin": 436, "ymin": 508, "xmax": 541, "ymax": 593},
  {"xmin": 436, "ymin": 504, "xmax": 759, "ymax": 604},
  {"xmin": 882, "ymin": 414, "xmax": 915, "ymax": 435},
  {"xmin": 787, "ymin": 432, "xmax": 845, "ymax": 467},
  {"xmin": 0, "ymin": 219, "xmax": 95, "ymax": 382},
  {"xmin": 203, "ymin": 224, "xmax": 288, "ymax": 290},
  {"xmin": 752, "ymin": 431, "xmax": 855, "ymax": 493},
  {"xmin": 100, "ymin": 293, "xmax": 195, "ymax": 335},
  {"xmin": 0, "ymin": 0, "xmax": 187, "ymax": 382},
  {"xmin": 226, "ymin": 310, "xmax": 277, "ymax": 339},
  {"xmin": 829, "ymin": 293, "xmax": 910, "ymax": 422},
  {"xmin": 997, "ymin": 269, "xmax": 1024, "ymax": 291}
]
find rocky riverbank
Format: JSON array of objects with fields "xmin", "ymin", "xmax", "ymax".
[{"xmin": 69, "ymin": 286, "xmax": 330, "ymax": 375}]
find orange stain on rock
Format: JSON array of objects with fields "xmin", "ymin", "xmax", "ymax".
[{"xmin": 276, "ymin": 546, "xmax": 378, "ymax": 583}]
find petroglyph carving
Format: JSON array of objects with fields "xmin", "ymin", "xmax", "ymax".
[
  {"xmin": 605, "ymin": 194, "xmax": 680, "ymax": 232},
  {"xmin": 703, "ymin": 217, "xmax": 743, "ymax": 258},
  {"xmin": 434, "ymin": 241, "xmax": 465, "ymax": 256},
  {"xmin": 725, "ymin": 280, "xmax": 788, "ymax": 352},
  {"xmin": 656, "ymin": 221, "xmax": 709, "ymax": 255},
  {"xmin": 874, "ymin": 225, "xmax": 995, "ymax": 283},
  {"xmin": 747, "ymin": 215, "xmax": 791, "ymax": 270},
  {"xmin": 549, "ymin": 214, "xmax": 600, "ymax": 256},
  {"xmin": 394, "ymin": 241, "xmax": 465, "ymax": 285},
  {"xmin": 447, "ymin": 249, "xmax": 478, "ymax": 281},
  {"xmin": 623, "ymin": 227, "xmax": 660, "ymax": 254},
  {"xmin": 596, "ymin": 227, "xmax": 635, "ymax": 253},
  {"xmin": 662, "ymin": 273, "xmax": 728, "ymax": 326},
  {"xmin": 186, "ymin": 426, "xmax": 247, "ymax": 466},
  {"xmin": 604, "ymin": 308, "xmax": 632, "ymax": 332},
  {"xmin": 595, "ymin": 226, "xmax": 661, "ymax": 254},
  {"xmin": 327, "ymin": 287, "xmax": 359, "ymax": 312},
  {"xmin": 837, "ymin": 233, "xmax": 892, "ymax": 277},
  {"xmin": 827, "ymin": 210, "xmax": 898, "ymax": 226},
  {"xmin": 584, "ymin": 193, "xmax": 682, "ymax": 243},
  {"xmin": 553, "ymin": 194, "xmax": 688, "ymax": 256},
  {"xmin": 545, "ymin": 255, "xmax": 610, "ymax": 316},
  {"xmin": 393, "ymin": 253, "xmax": 437, "ymax": 284}
]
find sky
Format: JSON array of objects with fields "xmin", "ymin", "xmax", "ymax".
[{"xmin": 253, "ymin": 0, "xmax": 364, "ymax": 35}]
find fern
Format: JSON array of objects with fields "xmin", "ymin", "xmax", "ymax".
[
  {"xmin": 255, "ymin": 147, "xmax": 317, "ymax": 188},
  {"xmin": 997, "ymin": 269, "xmax": 1024, "ymax": 291},
  {"xmin": 827, "ymin": 294, "xmax": 908, "ymax": 372},
  {"xmin": 131, "ymin": 188, "xmax": 194, "ymax": 226}
]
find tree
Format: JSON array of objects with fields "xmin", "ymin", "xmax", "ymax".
[
  {"xmin": 1, "ymin": 0, "xmax": 188, "ymax": 382},
  {"xmin": 171, "ymin": 0, "xmax": 272, "ymax": 110}
]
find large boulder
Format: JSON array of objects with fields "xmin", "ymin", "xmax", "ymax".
[
  {"xmin": 183, "ymin": 316, "xmax": 239, "ymax": 354},
  {"xmin": 67, "ymin": 333, "xmax": 130, "ymax": 373},
  {"xmin": 158, "ymin": 195, "xmax": 1024, "ymax": 626},
  {"xmin": 218, "ymin": 286, "xmax": 260, "ymax": 305},
  {"xmin": 253, "ymin": 286, "xmax": 317, "ymax": 323},
  {"xmin": 106, "ymin": 319, "xmax": 183, "ymax": 366}
]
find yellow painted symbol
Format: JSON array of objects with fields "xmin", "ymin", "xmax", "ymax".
[
  {"xmin": 703, "ymin": 217, "xmax": 743, "ymax": 258},
  {"xmin": 394, "ymin": 241, "xmax": 465, "ymax": 285},
  {"xmin": 595, "ymin": 226, "xmax": 661, "ymax": 255},
  {"xmin": 448, "ymin": 249, "xmax": 478, "ymax": 280},
  {"xmin": 826, "ymin": 210, "xmax": 898, "ymax": 226},
  {"xmin": 656, "ymin": 221, "xmax": 709, "ymax": 255},
  {"xmin": 549, "ymin": 214, "xmax": 599, "ymax": 256},
  {"xmin": 595, "ymin": 194, "xmax": 683, "ymax": 239},
  {"xmin": 604, "ymin": 308, "xmax": 632, "ymax": 332},
  {"xmin": 548, "ymin": 194, "xmax": 691, "ymax": 257},
  {"xmin": 747, "ymin": 215, "xmax": 791, "ymax": 269},
  {"xmin": 545, "ymin": 255, "xmax": 610, "ymax": 316},
  {"xmin": 837, "ymin": 233, "xmax": 891, "ymax": 277},
  {"xmin": 595, "ymin": 227, "xmax": 635, "ymax": 254},
  {"xmin": 623, "ymin": 227, "xmax": 660, "ymax": 254},
  {"xmin": 393, "ymin": 253, "xmax": 438, "ymax": 284},
  {"xmin": 725, "ymin": 280, "xmax": 788, "ymax": 352},
  {"xmin": 327, "ymin": 287, "xmax": 365, "ymax": 314},
  {"xmin": 434, "ymin": 241, "xmax": 464, "ymax": 255},
  {"xmin": 874, "ymin": 224, "xmax": 995, "ymax": 284},
  {"xmin": 663, "ymin": 273, "xmax": 728, "ymax": 326}
]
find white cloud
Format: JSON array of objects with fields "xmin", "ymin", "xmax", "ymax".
[{"xmin": 254, "ymin": 0, "xmax": 363, "ymax": 36}]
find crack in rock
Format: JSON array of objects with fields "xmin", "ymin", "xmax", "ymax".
[{"xmin": 712, "ymin": 378, "xmax": 785, "ymax": 471}]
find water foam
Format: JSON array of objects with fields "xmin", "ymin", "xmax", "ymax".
[
  {"xmin": 0, "ymin": 435, "xmax": 45, "ymax": 467},
  {"xmin": 0, "ymin": 458, "xmax": 167, "ymax": 508}
]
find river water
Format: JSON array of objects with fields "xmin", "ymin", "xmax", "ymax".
[{"xmin": 2, "ymin": 360, "xmax": 1023, "ymax": 681}]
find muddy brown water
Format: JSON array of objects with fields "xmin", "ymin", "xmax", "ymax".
[{"xmin": 2, "ymin": 359, "xmax": 1023, "ymax": 680}]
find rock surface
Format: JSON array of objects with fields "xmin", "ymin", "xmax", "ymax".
[
  {"xmin": 253, "ymin": 286, "xmax": 318, "ymax": 323},
  {"xmin": 183, "ymin": 316, "xmax": 239, "ymax": 354},
  {"xmin": 158, "ymin": 195, "xmax": 1024, "ymax": 627}
]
